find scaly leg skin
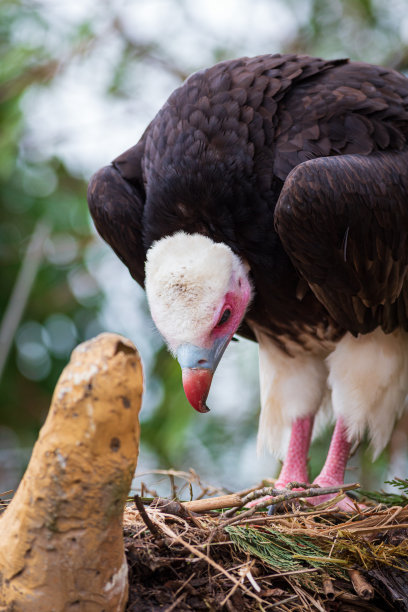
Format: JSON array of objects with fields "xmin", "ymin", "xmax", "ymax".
[
  {"xmin": 310, "ymin": 417, "xmax": 358, "ymax": 511},
  {"xmin": 246, "ymin": 415, "xmax": 314, "ymax": 508},
  {"xmin": 274, "ymin": 415, "xmax": 314, "ymax": 489}
]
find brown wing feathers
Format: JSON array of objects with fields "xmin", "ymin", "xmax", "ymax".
[
  {"xmin": 87, "ymin": 164, "xmax": 146, "ymax": 286},
  {"xmin": 87, "ymin": 53, "xmax": 408, "ymax": 340},
  {"xmin": 273, "ymin": 61, "xmax": 408, "ymax": 179},
  {"xmin": 275, "ymin": 151, "xmax": 408, "ymax": 334}
]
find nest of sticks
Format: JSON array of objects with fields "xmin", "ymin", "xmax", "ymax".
[{"xmin": 125, "ymin": 470, "xmax": 408, "ymax": 611}]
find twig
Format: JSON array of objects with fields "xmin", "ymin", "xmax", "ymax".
[
  {"xmin": 194, "ymin": 487, "xmax": 209, "ymax": 501},
  {"xmin": 169, "ymin": 473, "xmax": 177, "ymax": 500},
  {"xmin": 237, "ymin": 507, "xmax": 340, "ymax": 525},
  {"xmin": 220, "ymin": 562, "xmax": 261, "ymax": 607},
  {"xmin": 323, "ymin": 521, "xmax": 408, "ymax": 536},
  {"xmin": 220, "ymin": 574, "xmax": 243, "ymax": 607},
  {"xmin": 293, "ymin": 581, "xmax": 326, "ymax": 612},
  {"xmin": 348, "ymin": 569, "xmax": 374, "ymax": 600},
  {"xmin": 156, "ymin": 520, "xmax": 268, "ymax": 605},
  {"xmin": 223, "ymin": 482, "xmax": 359, "ymax": 520},
  {"xmin": 242, "ymin": 482, "xmax": 359, "ymax": 506},
  {"xmin": 0, "ymin": 220, "xmax": 50, "ymax": 382},
  {"xmin": 181, "ymin": 505, "xmax": 205, "ymax": 529},
  {"xmin": 221, "ymin": 483, "xmax": 360, "ymax": 526},
  {"xmin": 328, "ymin": 533, "xmax": 338, "ymax": 559},
  {"xmin": 269, "ymin": 594, "xmax": 299, "ymax": 608},
  {"xmin": 184, "ymin": 494, "xmax": 243, "ymax": 512},
  {"xmin": 377, "ymin": 504, "xmax": 404, "ymax": 527},
  {"xmin": 164, "ymin": 573, "xmax": 195, "ymax": 612},
  {"xmin": 262, "ymin": 567, "xmax": 321, "ymax": 579},
  {"xmin": 164, "ymin": 591, "xmax": 186, "ymax": 612},
  {"xmin": 234, "ymin": 481, "xmax": 274, "ymax": 498},
  {"xmin": 134, "ymin": 468, "xmax": 225, "ymax": 499},
  {"xmin": 322, "ymin": 574, "xmax": 335, "ymax": 600},
  {"xmin": 134, "ymin": 495, "xmax": 163, "ymax": 539}
]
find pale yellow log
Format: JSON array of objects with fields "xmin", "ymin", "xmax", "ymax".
[
  {"xmin": 0, "ymin": 333, "xmax": 143, "ymax": 612},
  {"xmin": 183, "ymin": 494, "xmax": 243, "ymax": 512}
]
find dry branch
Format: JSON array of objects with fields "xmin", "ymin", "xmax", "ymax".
[
  {"xmin": 183, "ymin": 493, "xmax": 243, "ymax": 512},
  {"xmin": 125, "ymin": 472, "xmax": 408, "ymax": 610},
  {"xmin": 222, "ymin": 482, "xmax": 361, "ymax": 526}
]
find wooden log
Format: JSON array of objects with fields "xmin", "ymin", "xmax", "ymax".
[
  {"xmin": 183, "ymin": 494, "xmax": 243, "ymax": 512},
  {"xmin": 0, "ymin": 333, "xmax": 143, "ymax": 611}
]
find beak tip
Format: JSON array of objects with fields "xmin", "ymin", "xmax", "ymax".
[{"xmin": 182, "ymin": 368, "xmax": 213, "ymax": 414}]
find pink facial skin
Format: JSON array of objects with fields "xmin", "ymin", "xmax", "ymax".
[
  {"xmin": 180, "ymin": 270, "xmax": 252, "ymax": 413},
  {"xmin": 210, "ymin": 273, "xmax": 252, "ymax": 342}
]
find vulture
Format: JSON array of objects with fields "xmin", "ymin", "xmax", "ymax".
[{"xmin": 88, "ymin": 54, "xmax": 408, "ymax": 508}]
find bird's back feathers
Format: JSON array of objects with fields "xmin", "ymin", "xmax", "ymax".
[{"xmin": 87, "ymin": 53, "xmax": 408, "ymax": 349}]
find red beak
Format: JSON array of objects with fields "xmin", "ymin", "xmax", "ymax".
[{"xmin": 181, "ymin": 368, "xmax": 213, "ymax": 413}]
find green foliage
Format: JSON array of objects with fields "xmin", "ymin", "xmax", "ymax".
[
  {"xmin": 386, "ymin": 477, "xmax": 408, "ymax": 493},
  {"xmin": 227, "ymin": 517, "xmax": 408, "ymax": 590},
  {"xmin": 227, "ymin": 524, "xmax": 345, "ymax": 590},
  {"xmin": 1, "ymin": 0, "xmax": 408, "ymax": 493},
  {"xmin": 289, "ymin": 0, "xmax": 408, "ymax": 70},
  {"xmin": 0, "ymin": 1, "xmax": 102, "ymax": 478},
  {"xmin": 357, "ymin": 478, "xmax": 408, "ymax": 506}
]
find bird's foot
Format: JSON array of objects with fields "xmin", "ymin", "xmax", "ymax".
[
  {"xmin": 245, "ymin": 495, "xmax": 274, "ymax": 508},
  {"xmin": 274, "ymin": 478, "xmax": 307, "ymax": 491},
  {"xmin": 245, "ymin": 479, "xmax": 309, "ymax": 509},
  {"xmin": 308, "ymin": 475, "xmax": 364, "ymax": 511}
]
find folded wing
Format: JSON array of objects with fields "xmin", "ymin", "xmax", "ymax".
[
  {"xmin": 87, "ymin": 142, "xmax": 146, "ymax": 287},
  {"xmin": 275, "ymin": 150, "xmax": 408, "ymax": 333}
]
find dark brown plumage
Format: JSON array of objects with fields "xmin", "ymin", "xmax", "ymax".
[
  {"xmin": 88, "ymin": 53, "xmax": 408, "ymax": 351},
  {"xmin": 88, "ymin": 54, "xmax": 408, "ymax": 502}
]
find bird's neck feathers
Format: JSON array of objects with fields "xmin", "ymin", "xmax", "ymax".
[
  {"xmin": 143, "ymin": 154, "xmax": 256, "ymax": 245},
  {"xmin": 145, "ymin": 232, "xmax": 251, "ymax": 351}
]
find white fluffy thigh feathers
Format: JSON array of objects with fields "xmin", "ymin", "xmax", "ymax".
[
  {"xmin": 328, "ymin": 328, "xmax": 408, "ymax": 458},
  {"xmin": 255, "ymin": 326, "xmax": 408, "ymax": 459}
]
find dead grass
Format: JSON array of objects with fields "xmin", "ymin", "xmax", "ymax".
[
  {"xmin": 125, "ymin": 470, "xmax": 408, "ymax": 611},
  {"xmin": 2, "ymin": 470, "xmax": 408, "ymax": 610}
]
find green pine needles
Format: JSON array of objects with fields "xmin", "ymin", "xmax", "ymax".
[
  {"xmin": 358, "ymin": 478, "xmax": 408, "ymax": 507},
  {"xmin": 226, "ymin": 525, "xmax": 346, "ymax": 589}
]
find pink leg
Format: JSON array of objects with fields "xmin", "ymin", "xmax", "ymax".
[
  {"xmin": 246, "ymin": 416, "xmax": 314, "ymax": 508},
  {"xmin": 275, "ymin": 415, "xmax": 314, "ymax": 488},
  {"xmin": 310, "ymin": 417, "xmax": 354, "ymax": 509}
]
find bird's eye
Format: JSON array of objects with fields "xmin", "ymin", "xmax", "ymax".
[{"xmin": 217, "ymin": 308, "xmax": 231, "ymax": 327}]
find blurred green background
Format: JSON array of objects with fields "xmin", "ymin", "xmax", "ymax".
[{"xmin": 1, "ymin": 0, "xmax": 408, "ymax": 496}]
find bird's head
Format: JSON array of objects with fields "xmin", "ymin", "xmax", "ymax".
[{"xmin": 145, "ymin": 232, "xmax": 252, "ymax": 413}]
